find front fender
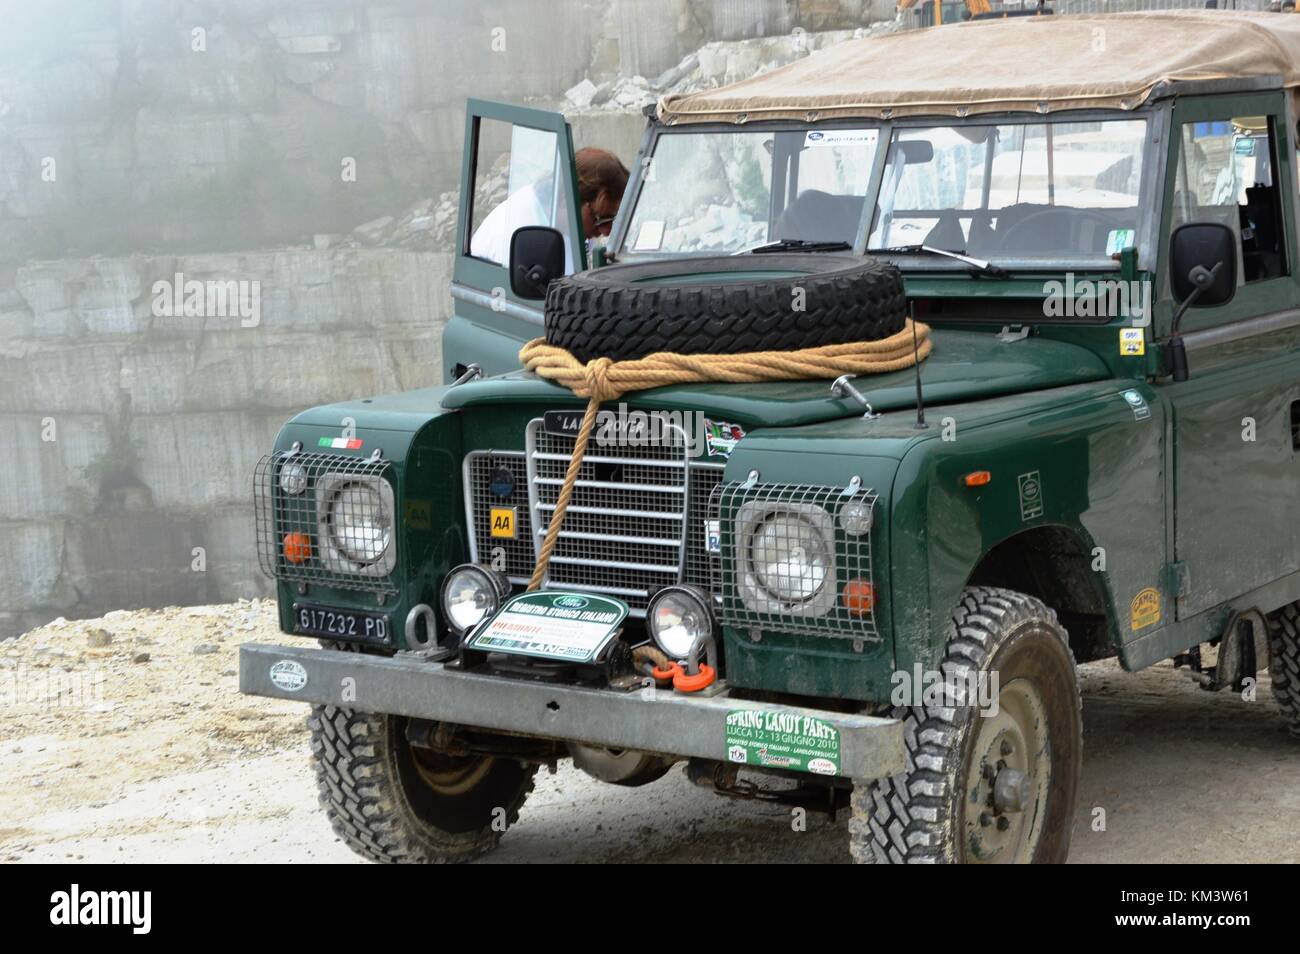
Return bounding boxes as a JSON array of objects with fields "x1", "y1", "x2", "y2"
[{"x1": 890, "y1": 381, "x2": 1165, "y2": 674}]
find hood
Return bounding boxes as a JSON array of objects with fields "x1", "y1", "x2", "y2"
[{"x1": 439, "y1": 329, "x2": 1111, "y2": 426}]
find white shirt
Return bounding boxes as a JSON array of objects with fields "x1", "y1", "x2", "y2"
[{"x1": 470, "y1": 179, "x2": 575, "y2": 273}]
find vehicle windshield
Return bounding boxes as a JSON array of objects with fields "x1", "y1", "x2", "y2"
[
  {"x1": 622, "y1": 128, "x2": 880, "y2": 255},
  {"x1": 868, "y1": 119, "x2": 1149, "y2": 264}
]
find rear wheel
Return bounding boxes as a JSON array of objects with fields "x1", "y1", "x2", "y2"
[
  {"x1": 849, "y1": 587, "x2": 1081, "y2": 864},
  {"x1": 1266, "y1": 602, "x2": 1300, "y2": 737},
  {"x1": 310, "y1": 706, "x2": 536, "y2": 864}
]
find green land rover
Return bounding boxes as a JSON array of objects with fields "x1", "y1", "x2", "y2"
[{"x1": 240, "y1": 11, "x2": 1300, "y2": 863}]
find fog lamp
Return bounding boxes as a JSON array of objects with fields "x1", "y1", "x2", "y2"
[
  {"x1": 440, "y1": 563, "x2": 511, "y2": 635},
  {"x1": 647, "y1": 585, "x2": 713, "y2": 660}
]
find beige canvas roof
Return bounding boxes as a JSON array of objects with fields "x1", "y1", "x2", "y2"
[{"x1": 657, "y1": 11, "x2": 1300, "y2": 124}]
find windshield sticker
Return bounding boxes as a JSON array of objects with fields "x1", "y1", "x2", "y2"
[
  {"x1": 725, "y1": 709, "x2": 841, "y2": 776},
  {"x1": 632, "y1": 220, "x2": 665, "y2": 252},
  {"x1": 1105, "y1": 229, "x2": 1136, "y2": 256},
  {"x1": 1017, "y1": 471, "x2": 1043, "y2": 522},
  {"x1": 704, "y1": 419, "x2": 745, "y2": 457},
  {"x1": 1119, "y1": 327, "x2": 1145, "y2": 357},
  {"x1": 803, "y1": 130, "x2": 878, "y2": 148},
  {"x1": 1122, "y1": 389, "x2": 1151, "y2": 422},
  {"x1": 1130, "y1": 587, "x2": 1162, "y2": 631}
]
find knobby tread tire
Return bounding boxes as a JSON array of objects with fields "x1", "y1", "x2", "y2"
[
  {"x1": 1266, "y1": 603, "x2": 1300, "y2": 737},
  {"x1": 309, "y1": 706, "x2": 536, "y2": 864},
  {"x1": 544, "y1": 254, "x2": 906, "y2": 363},
  {"x1": 848, "y1": 586, "x2": 1081, "y2": 864}
]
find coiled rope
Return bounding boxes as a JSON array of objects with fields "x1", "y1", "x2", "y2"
[{"x1": 519, "y1": 319, "x2": 931, "y2": 591}]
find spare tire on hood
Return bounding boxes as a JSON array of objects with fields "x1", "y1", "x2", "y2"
[{"x1": 543, "y1": 254, "x2": 907, "y2": 364}]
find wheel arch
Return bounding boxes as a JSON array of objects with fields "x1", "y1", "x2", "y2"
[{"x1": 964, "y1": 524, "x2": 1119, "y2": 664}]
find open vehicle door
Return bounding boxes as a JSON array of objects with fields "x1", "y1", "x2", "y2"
[{"x1": 443, "y1": 99, "x2": 586, "y2": 381}]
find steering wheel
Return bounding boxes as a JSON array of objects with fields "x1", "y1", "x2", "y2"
[{"x1": 996, "y1": 208, "x2": 1117, "y2": 255}]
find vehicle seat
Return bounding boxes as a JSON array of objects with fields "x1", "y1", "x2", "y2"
[{"x1": 773, "y1": 190, "x2": 866, "y2": 243}]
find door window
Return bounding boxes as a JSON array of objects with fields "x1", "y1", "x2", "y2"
[
  {"x1": 1172, "y1": 116, "x2": 1286, "y2": 284},
  {"x1": 466, "y1": 119, "x2": 573, "y2": 270}
]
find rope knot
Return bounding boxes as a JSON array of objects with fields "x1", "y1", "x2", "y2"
[{"x1": 584, "y1": 356, "x2": 617, "y2": 402}]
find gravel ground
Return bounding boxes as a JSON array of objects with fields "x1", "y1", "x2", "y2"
[{"x1": 3, "y1": 602, "x2": 1298, "y2": 864}]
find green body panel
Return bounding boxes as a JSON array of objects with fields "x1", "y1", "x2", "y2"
[
  {"x1": 256, "y1": 89, "x2": 1300, "y2": 706},
  {"x1": 270, "y1": 391, "x2": 466, "y2": 649},
  {"x1": 442, "y1": 306, "x2": 542, "y2": 381}
]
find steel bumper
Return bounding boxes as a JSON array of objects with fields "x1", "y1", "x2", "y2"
[{"x1": 240, "y1": 643, "x2": 906, "y2": 780}]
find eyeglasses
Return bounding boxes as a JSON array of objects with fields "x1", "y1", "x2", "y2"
[{"x1": 584, "y1": 200, "x2": 616, "y2": 232}]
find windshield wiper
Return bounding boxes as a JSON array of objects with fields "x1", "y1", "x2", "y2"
[
  {"x1": 747, "y1": 238, "x2": 852, "y2": 254},
  {"x1": 872, "y1": 244, "x2": 1010, "y2": 278}
]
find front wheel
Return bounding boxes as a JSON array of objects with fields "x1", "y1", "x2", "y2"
[
  {"x1": 310, "y1": 706, "x2": 536, "y2": 864},
  {"x1": 1266, "y1": 602, "x2": 1300, "y2": 737},
  {"x1": 850, "y1": 587, "x2": 1082, "y2": 863}
]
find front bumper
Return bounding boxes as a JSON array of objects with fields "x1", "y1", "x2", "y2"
[{"x1": 239, "y1": 643, "x2": 906, "y2": 781}]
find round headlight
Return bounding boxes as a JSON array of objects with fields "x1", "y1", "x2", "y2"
[
  {"x1": 749, "y1": 513, "x2": 832, "y2": 603},
  {"x1": 647, "y1": 586, "x2": 712, "y2": 659},
  {"x1": 440, "y1": 564, "x2": 509, "y2": 634},
  {"x1": 279, "y1": 461, "x2": 307, "y2": 495},
  {"x1": 327, "y1": 482, "x2": 390, "y2": 564}
]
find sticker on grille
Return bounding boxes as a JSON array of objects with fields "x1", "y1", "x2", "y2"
[
  {"x1": 718, "y1": 481, "x2": 879, "y2": 641},
  {"x1": 463, "y1": 452, "x2": 533, "y2": 585},
  {"x1": 254, "y1": 451, "x2": 396, "y2": 593}
]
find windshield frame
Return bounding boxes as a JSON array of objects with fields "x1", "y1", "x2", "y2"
[{"x1": 612, "y1": 105, "x2": 1167, "y2": 273}]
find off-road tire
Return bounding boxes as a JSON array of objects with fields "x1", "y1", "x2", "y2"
[
  {"x1": 544, "y1": 254, "x2": 907, "y2": 362},
  {"x1": 1266, "y1": 602, "x2": 1300, "y2": 737},
  {"x1": 849, "y1": 587, "x2": 1082, "y2": 864},
  {"x1": 309, "y1": 706, "x2": 536, "y2": 864}
]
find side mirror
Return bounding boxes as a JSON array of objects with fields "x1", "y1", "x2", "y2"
[
  {"x1": 1165, "y1": 222, "x2": 1237, "y2": 383},
  {"x1": 1170, "y1": 222, "x2": 1236, "y2": 307},
  {"x1": 509, "y1": 226, "x2": 566, "y2": 300}
]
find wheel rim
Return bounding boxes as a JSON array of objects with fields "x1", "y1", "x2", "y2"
[
  {"x1": 963, "y1": 676, "x2": 1052, "y2": 863},
  {"x1": 409, "y1": 748, "x2": 495, "y2": 796}
]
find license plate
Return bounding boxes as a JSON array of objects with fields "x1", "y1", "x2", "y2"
[
  {"x1": 467, "y1": 591, "x2": 628, "y2": 663},
  {"x1": 293, "y1": 603, "x2": 391, "y2": 645}
]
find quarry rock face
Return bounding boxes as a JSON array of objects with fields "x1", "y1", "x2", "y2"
[
  {"x1": 0, "y1": 1, "x2": 896, "y2": 635},
  {"x1": 0, "y1": 249, "x2": 451, "y2": 638}
]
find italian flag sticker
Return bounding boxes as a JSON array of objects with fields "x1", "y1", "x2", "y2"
[{"x1": 319, "y1": 437, "x2": 363, "y2": 450}]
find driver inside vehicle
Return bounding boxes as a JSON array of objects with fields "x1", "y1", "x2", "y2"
[{"x1": 470, "y1": 147, "x2": 628, "y2": 270}]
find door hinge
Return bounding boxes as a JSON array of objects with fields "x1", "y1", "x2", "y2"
[{"x1": 1164, "y1": 561, "x2": 1191, "y2": 598}]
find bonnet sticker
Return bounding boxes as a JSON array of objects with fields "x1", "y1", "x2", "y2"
[{"x1": 704, "y1": 419, "x2": 745, "y2": 458}]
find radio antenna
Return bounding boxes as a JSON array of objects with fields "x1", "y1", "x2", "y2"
[{"x1": 910, "y1": 301, "x2": 927, "y2": 429}]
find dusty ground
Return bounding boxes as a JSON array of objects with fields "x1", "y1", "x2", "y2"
[{"x1": 3, "y1": 602, "x2": 1298, "y2": 864}]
